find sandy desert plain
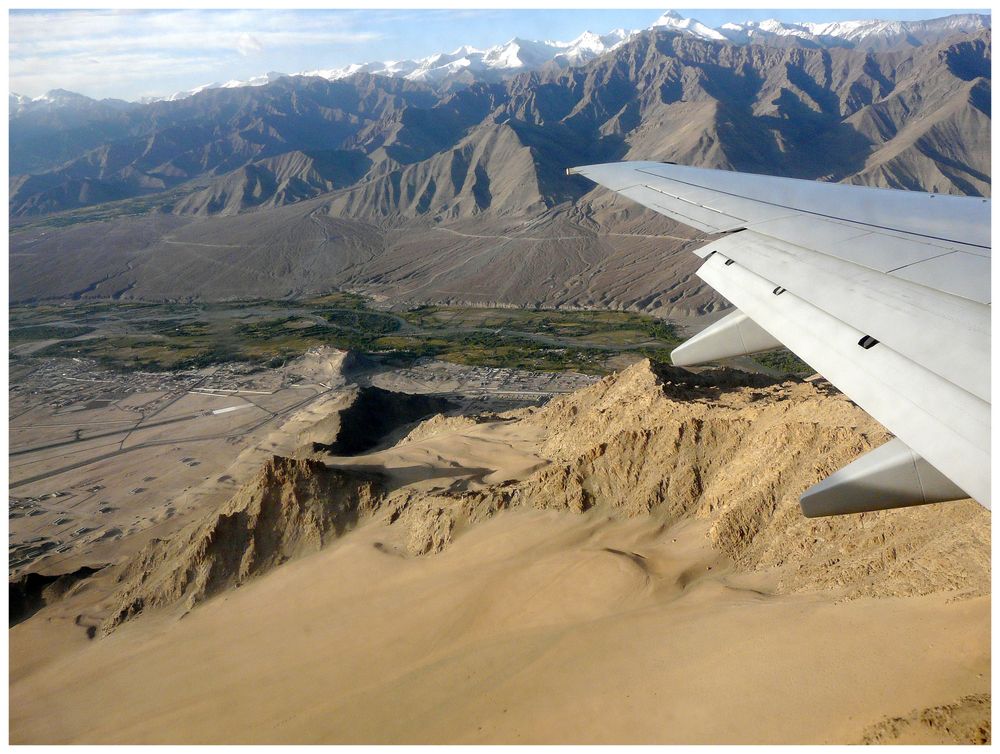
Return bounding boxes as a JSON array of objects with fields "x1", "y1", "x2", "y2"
[{"x1": 7, "y1": 295, "x2": 990, "y2": 745}]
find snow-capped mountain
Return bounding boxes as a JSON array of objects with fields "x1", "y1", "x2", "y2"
[
  {"x1": 150, "y1": 71, "x2": 291, "y2": 103},
  {"x1": 169, "y1": 11, "x2": 985, "y2": 100},
  {"x1": 10, "y1": 89, "x2": 90, "y2": 111},
  {"x1": 718, "y1": 14, "x2": 990, "y2": 48},
  {"x1": 9, "y1": 88, "x2": 135, "y2": 115},
  {"x1": 9, "y1": 92, "x2": 31, "y2": 112},
  {"x1": 650, "y1": 10, "x2": 726, "y2": 41},
  {"x1": 13, "y1": 11, "x2": 990, "y2": 106},
  {"x1": 157, "y1": 29, "x2": 636, "y2": 100}
]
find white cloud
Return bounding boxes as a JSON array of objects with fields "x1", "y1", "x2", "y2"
[
  {"x1": 9, "y1": 11, "x2": 381, "y2": 57},
  {"x1": 8, "y1": 9, "x2": 384, "y2": 98},
  {"x1": 10, "y1": 51, "x2": 225, "y2": 99},
  {"x1": 237, "y1": 32, "x2": 264, "y2": 56}
]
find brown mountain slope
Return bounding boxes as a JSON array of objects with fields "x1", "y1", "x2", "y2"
[
  {"x1": 844, "y1": 42, "x2": 991, "y2": 193},
  {"x1": 324, "y1": 121, "x2": 549, "y2": 219},
  {"x1": 8, "y1": 30, "x2": 990, "y2": 311},
  {"x1": 97, "y1": 360, "x2": 989, "y2": 636},
  {"x1": 11, "y1": 29, "x2": 990, "y2": 221},
  {"x1": 10, "y1": 75, "x2": 436, "y2": 217},
  {"x1": 171, "y1": 150, "x2": 371, "y2": 216},
  {"x1": 103, "y1": 456, "x2": 383, "y2": 631},
  {"x1": 9, "y1": 200, "x2": 723, "y2": 317}
]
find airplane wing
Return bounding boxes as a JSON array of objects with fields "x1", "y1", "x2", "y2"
[{"x1": 568, "y1": 161, "x2": 990, "y2": 516}]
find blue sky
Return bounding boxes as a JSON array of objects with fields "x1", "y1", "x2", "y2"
[{"x1": 9, "y1": 8, "x2": 987, "y2": 101}]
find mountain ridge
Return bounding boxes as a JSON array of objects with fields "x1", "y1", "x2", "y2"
[
  {"x1": 10, "y1": 11, "x2": 989, "y2": 107},
  {"x1": 8, "y1": 25, "x2": 991, "y2": 313},
  {"x1": 10, "y1": 27, "x2": 991, "y2": 220}
]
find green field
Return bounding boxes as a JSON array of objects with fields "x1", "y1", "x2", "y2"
[
  {"x1": 9, "y1": 295, "x2": 683, "y2": 374},
  {"x1": 9, "y1": 295, "x2": 816, "y2": 376},
  {"x1": 9, "y1": 324, "x2": 96, "y2": 342}
]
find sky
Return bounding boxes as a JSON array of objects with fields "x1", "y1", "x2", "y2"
[{"x1": 8, "y1": 7, "x2": 988, "y2": 101}]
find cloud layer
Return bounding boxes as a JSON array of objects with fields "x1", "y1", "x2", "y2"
[{"x1": 9, "y1": 10, "x2": 382, "y2": 99}]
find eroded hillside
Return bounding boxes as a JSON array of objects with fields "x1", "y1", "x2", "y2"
[
  {"x1": 9, "y1": 29, "x2": 991, "y2": 313},
  {"x1": 10, "y1": 359, "x2": 990, "y2": 745},
  {"x1": 96, "y1": 360, "x2": 989, "y2": 635}
]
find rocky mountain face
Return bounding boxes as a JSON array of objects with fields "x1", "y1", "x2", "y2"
[
  {"x1": 8, "y1": 26, "x2": 991, "y2": 311},
  {"x1": 103, "y1": 456, "x2": 383, "y2": 633},
  {"x1": 10, "y1": 74, "x2": 435, "y2": 181},
  {"x1": 10, "y1": 27, "x2": 990, "y2": 219},
  {"x1": 97, "y1": 360, "x2": 990, "y2": 635}
]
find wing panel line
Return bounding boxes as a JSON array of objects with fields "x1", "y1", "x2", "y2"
[{"x1": 633, "y1": 167, "x2": 990, "y2": 250}]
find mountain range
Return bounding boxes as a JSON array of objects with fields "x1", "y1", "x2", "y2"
[
  {"x1": 11, "y1": 11, "x2": 990, "y2": 106},
  {"x1": 8, "y1": 13, "x2": 992, "y2": 313}
]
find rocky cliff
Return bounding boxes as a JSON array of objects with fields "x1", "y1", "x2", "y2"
[{"x1": 100, "y1": 361, "x2": 989, "y2": 635}]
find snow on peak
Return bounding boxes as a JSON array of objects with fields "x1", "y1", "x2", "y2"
[
  {"x1": 9, "y1": 92, "x2": 31, "y2": 113},
  {"x1": 804, "y1": 19, "x2": 904, "y2": 40},
  {"x1": 718, "y1": 13, "x2": 988, "y2": 46},
  {"x1": 48, "y1": 10, "x2": 986, "y2": 104},
  {"x1": 33, "y1": 89, "x2": 92, "y2": 104},
  {"x1": 651, "y1": 10, "x2": 727, "y2": 40}
]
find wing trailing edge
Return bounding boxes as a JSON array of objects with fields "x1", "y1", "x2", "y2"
[{"x1": 692, "y1": 250, "x2": 989, "y2": 508}]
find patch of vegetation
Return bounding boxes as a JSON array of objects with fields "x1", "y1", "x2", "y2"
[
  {"x1": 750, "y1": 348, "x2": 814, "y2": 377},
  {"x1": 320, "y1": 309, "x2": 402, "y2": 334},
  {"x1": 401, "y1": 305, "x2": 680, "y2": 343},
  {"x1": 9, "y1": 324, "x2": 95, "y2": 342},
  {"x1": 139, "y1": 320, "x2": 213, "y2": 337},
  {"x1": 35, "y1": 336, "x2": 242, "y2": 371},
  {"x1": 302, "y1": 292, "x2": 370, "y2": 310},
  {"x1": 14, "y1": 295, "x2": 684, "y2": 375}
]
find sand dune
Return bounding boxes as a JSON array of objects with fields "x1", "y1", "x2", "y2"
[
  {"x1": 9, "y1": 512, "x2": 989, "y2": 744},
  {"x1": 8, "y1": 360, "x2": 990, "y2": 744}
]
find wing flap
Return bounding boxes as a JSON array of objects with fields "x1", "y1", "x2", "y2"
[
  {"x1": 696, "y1": 251, "x2": 990, "y2": 506},
  {"x1": 670, "y1": 309, "x2": 783, "y2": 365},
  {"x1": 698, "y1": 232, "x2": 991, "y2": 401}
]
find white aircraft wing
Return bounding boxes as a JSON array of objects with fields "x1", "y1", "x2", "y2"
[{"x1": 568, "y1": 161, "x2": 990, "y2": 516}]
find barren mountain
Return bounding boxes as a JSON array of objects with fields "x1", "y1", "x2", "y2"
[
  {"x1": 170, "y1": 149, "x2": 372, "y2": 216},
  {"x1": 89, "y1": 360, "x2": 989, "y2": 636},
  {"x1": 8, "y1": 28, "x2": 991, "y2": 313},
  {"x1": 10, "y1": 75, "x2": 435, "y2": 208},
  {"x1": 104, "y1": 456, "x2": 383, "y2": 631}
]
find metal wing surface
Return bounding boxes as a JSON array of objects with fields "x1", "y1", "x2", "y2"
[{"x1": 568, "y1": 161, "x2": 990, "y2": 515}]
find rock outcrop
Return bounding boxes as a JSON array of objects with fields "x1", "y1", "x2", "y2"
[
  {"x1": 102, "y1": 456, "x2": 383, "y2": 633},
  {"x1": 100, "y1": 360, "x2": 990, "y2": 634},
  {"x1": 386, "y1": 361, "x2": 989, "y2": 600}
]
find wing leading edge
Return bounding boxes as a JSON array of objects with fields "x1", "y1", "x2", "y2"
[{"x1": 568, "y1": 162, "x2": 990, "y2": 515}]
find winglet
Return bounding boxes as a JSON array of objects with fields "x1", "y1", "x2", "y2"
[{"x1": 799, "y1": 438, "x2": 970, "y2": 517}]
